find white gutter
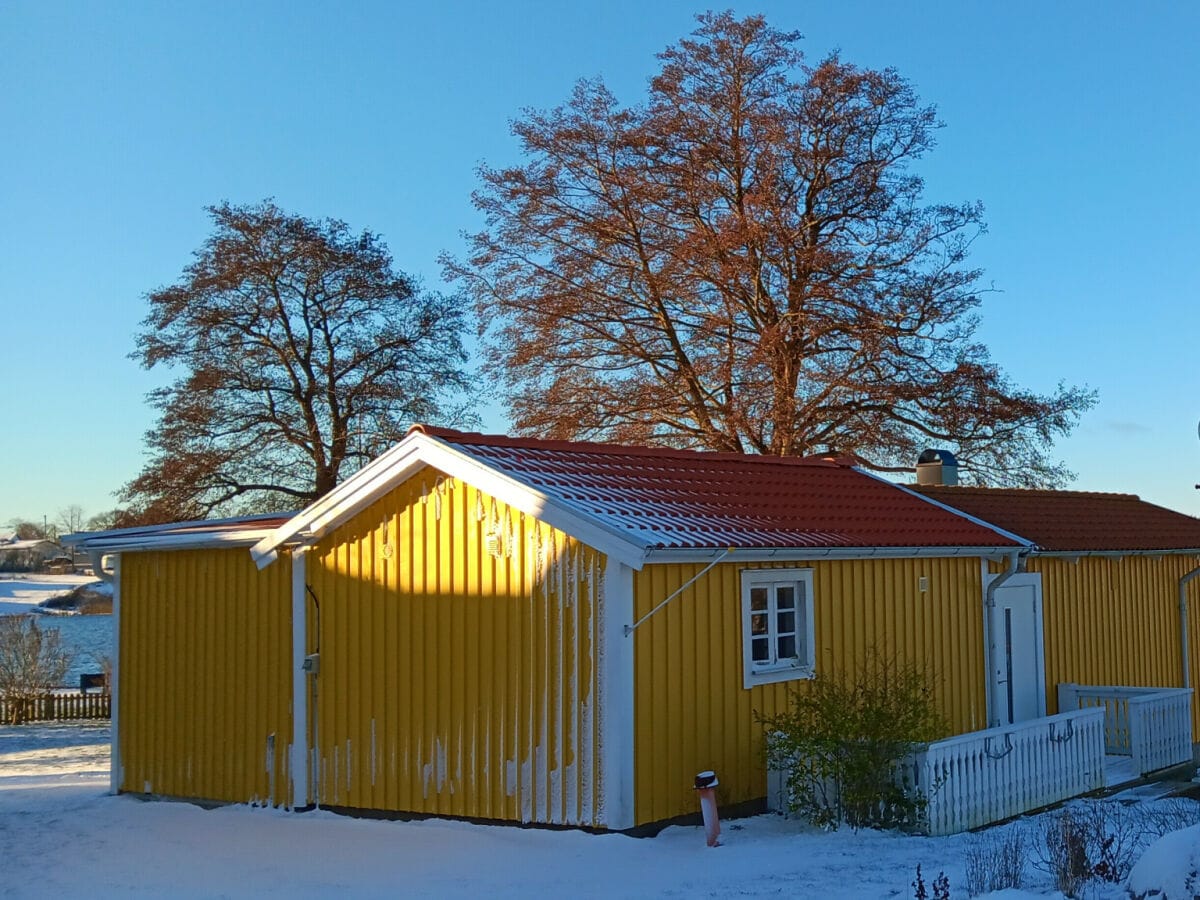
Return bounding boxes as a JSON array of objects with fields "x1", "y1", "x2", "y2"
[
  {"x1": 1180, "y1": 562, "x2": 1200, "y2": 689},
  {"x1": 984, "y1": 550, "x2": 1025, "y2": 728},
  {"x1": 1036, "y1": 549, "x2": 1200, "y2": 558}
]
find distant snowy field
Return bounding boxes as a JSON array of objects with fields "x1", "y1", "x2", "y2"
[
  {"x1": 0, "y1": 575, "x2": 114, "y2": 682},
  {"x1": 0, "y1": 573, "x2": 100, "y2": 614},
  {"x1": 2, "y1": 722, "x2": 1198, "y2": 898}
]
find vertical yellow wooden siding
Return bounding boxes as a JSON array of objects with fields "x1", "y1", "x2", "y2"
[
  {"x1": 119, "y1": 549, "x2": 292, "y2": 806},
  {"x1": 309, "y1": 469, "x2": 605, "y2": 826},
  {"x1": 1030, "y1": 554, "x2": 1200, "y2": 740},
  {"x1": 632, "y1": 557, "x2": 986, "y2": 824}
]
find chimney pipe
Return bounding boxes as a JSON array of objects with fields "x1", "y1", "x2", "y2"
[{"x1": 916, "y1": 449, "x2": 959, "y2": 486}]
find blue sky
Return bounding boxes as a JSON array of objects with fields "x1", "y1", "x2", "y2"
[{"x1": 2, "y1": 1, "x2": 1198, "y2": 527}]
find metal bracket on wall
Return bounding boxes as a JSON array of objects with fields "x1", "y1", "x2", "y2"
[{"x1": 623, "y1": 547, "x2": 734, "y2": 636}]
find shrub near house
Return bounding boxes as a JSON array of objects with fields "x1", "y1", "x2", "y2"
[{"x1": 0, "y1": 616, "x2": 72, "y2": 724}]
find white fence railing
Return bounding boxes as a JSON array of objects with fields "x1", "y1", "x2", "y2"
[
  {"x1": 904, "y1": 707, "x2": 1106, "y2": 836},
  {"x1": 1057, "y1": 683, "x2": 1194, "y2": 776},
  {"x1": 766, "y1": 708, "x2": 1107, "y2": 836}
]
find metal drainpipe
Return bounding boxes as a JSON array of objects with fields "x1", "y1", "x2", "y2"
[
  {"x1": 1179, "y1": 563, "x2": 1200, "y2": 689},
  {"x1": 89, "y1": 550, "x2": 113, "y2": 584},
  {"x1": 984, "y1": 551, "x2": 1024, "y2": 728}
]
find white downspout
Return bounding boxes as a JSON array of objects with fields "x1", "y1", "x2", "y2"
[
  {"x1": 1179, "y1": 561, "x2": 1200, "y2": 689},
  {"x1": 89, "y1": 550, "x2": 113, "y2": 583},
  {"x1": 984, "y1": 551, "x2": 1023, "y2": 728},
  {"x1": 290, "y1": 547, "x2": 311, "y2": 809},
  {"x1": 109, "y1": 554, "x2": 122, "y2": 794}
]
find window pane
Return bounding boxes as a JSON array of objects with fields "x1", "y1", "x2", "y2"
[
  {"x1": 777, "y1": 635, "x2": 796, "y2": 659},
  {"x1": 751, "y1": 613, "x2": 768, "y2": 636},
  {"x1": 750, "y1": 587, "x2": 768, "y2": 612},
  {"x1": 752, "y1": 637, "x2": 770, "y2": 662},
  {"x1": 775, "y1": 585, "x2": 795, "y2": 610},
  {"x1": 776, "y1": 611, "x2": 795, "y2": 635}
]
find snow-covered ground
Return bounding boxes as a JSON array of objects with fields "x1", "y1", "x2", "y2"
[
  {"x1": 1, "y1": 722, "x2": 1198, "y2": 898},
  {"x1": 0, "y1": 573, "x2": 99, "y2": 614}
]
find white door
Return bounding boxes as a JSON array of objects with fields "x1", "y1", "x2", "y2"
[{"x1": 986, "y1": 572, "x2": 1046, "y2": 725}]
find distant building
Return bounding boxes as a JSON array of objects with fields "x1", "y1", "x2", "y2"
[{"x1": 0, "y1": 539, "x2": 63, "y2": 572}]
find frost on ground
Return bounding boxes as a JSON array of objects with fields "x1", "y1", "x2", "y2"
[
  {"x1": 0, "y1": 574, "x2": 100, "y2": 614},
  {"x1": 1, "y1": 722, "x2": 1197, "y2": 899}
]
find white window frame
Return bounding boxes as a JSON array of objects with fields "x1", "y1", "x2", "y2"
[{"x1": 740, "y1": 567, "x2": 816, "y2": 689}]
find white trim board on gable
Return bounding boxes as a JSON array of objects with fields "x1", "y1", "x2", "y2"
[{"x1": 250, "y1": 431, "x2": 650, "y2": 570}]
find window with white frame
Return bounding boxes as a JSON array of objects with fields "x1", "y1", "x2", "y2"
[{"x1": 740, "y1": 568, "x2": 816, "y2": 688}]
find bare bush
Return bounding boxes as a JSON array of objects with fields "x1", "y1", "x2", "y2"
[
  {"x1": 1035, "y1": 809, "x2": 1090, "y2": 897},
  {"x1": 0, "y1": 616, "x2": 73, "y2": 723},
  {"x1": 1032, "y1": 799, "x2": 1161, "y2": 896},
  {"x1": 964, "y1": 826, "x2": 1025, "y2": 896},
  {"x1": 1078, "y1": 800, "x2": 1140, "y2": 883},
  {"x1": 1134, "y1": 797, "x2": 1200, "y2": 839}
]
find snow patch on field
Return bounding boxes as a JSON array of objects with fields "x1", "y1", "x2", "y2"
[{"x1": 0, "y1": 574, "x2": 99, "y2": 614}]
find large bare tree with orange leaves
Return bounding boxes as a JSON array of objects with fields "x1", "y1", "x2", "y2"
[{"x1": 447, "y1": 12, "x2": 1092, "y2": 485}]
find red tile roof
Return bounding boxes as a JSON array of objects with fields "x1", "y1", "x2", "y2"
[
  {"x1": 911, "y1": 486, "x2": 1200, "y2": 552},
  {"x1": 416, "y1": 427, "x2": 1021, "y2": 551}
]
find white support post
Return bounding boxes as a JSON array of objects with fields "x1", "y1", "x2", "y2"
[
  {"x1": 109, "y1": 554, "x2": 121, "y2": 795},
  {"x1": 290, "y1": 548, "x2": 310, "y2": 808},
  {"x1": 600, "y1": 557, "x2": 636, "y2": 830}
]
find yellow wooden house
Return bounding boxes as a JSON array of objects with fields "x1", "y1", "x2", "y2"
[
  {"x1": 70, "y1": 428, "x2": 1200, "y2": 831},
  {"x1": 914, "y1": 484, "x2": 1200, "y2": 745}
]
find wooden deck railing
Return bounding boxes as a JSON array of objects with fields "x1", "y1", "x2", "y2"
[
  {"x1": 1, "y1": 692, "x2": 111, "y2": 724},
  {"x1": 904, "y1": 707, "x2": 1106, "y2": 836},
  {"x1": 1057, "y1": 683, "x2": 1194, "y2": 775},
  {"x1": 768, "y1": 683, "x2": 1193, "y2": 836}
]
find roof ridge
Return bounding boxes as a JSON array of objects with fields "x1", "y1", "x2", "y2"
[
  {"x1": 410, "y1": 424, "x2": 850, "y2": 468},
  {"x1": 913, "y1": 484, "x2": 1141, "y2": 501}
]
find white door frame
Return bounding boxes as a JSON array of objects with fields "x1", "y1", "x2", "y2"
[{"x1": 983, "y1": 567, "x2": 1047, "y2": 726}]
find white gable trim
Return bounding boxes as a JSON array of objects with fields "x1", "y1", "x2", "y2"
[
  {"x1": 644, "y1": 545, "x2": 1028, "y2": 564},
  {"x1": 856, "y1": 470, "x2": 1035, "y2": 549},
  {"x1": 251, "y1": 432, "x2": 649, "y2": 570}
]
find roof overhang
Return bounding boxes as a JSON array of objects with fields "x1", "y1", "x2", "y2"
[
  {"x1": 68, "y1": 530, "x2": 280, "y2": 553},
  {"x1": 250, "y1": 431, "x2": 651, "y2": 570},
  {"x1": 63, "y1": 512, "x2": 294, "y2": 554}
]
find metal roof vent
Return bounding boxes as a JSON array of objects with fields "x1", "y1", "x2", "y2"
[{"x1": 916, "y1": 449, "x2": 959, "y2": 486}]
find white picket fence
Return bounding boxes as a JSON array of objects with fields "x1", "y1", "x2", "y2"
[
  {"x1": 1057, "y1": 683, "x2": 1194, "y2": 776},
  {"x1": 766, "y1": 708, "x2": 1106, "y2": 836},
  {"x1": 767, "y1": 684, "x2": 1195, "y2": 836},
  {"x1": 903, "y1": 707, "x2": 1106, "y2": 836}
]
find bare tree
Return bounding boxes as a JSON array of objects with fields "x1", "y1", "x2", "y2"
[
  {"x1": 56, "y1": 505, "x2": 86, "y2": 536},
  {"x1": 123, "y1": 200, "x2": 474, "y2": 522},
  {"x1": 446, "y1": 12, "x2": 1093, "y2": 485},
  {"x1": 0, "y1": 616, "x2": 73, "y2": 724}
]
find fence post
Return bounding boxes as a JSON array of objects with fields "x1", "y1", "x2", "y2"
[
  {"x1": 1128, "y1": 696, "x2": 1148, "y2": 774},
  {"x1": 1056, "y1": 683, "x2": 1079, "y2": 715}
]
